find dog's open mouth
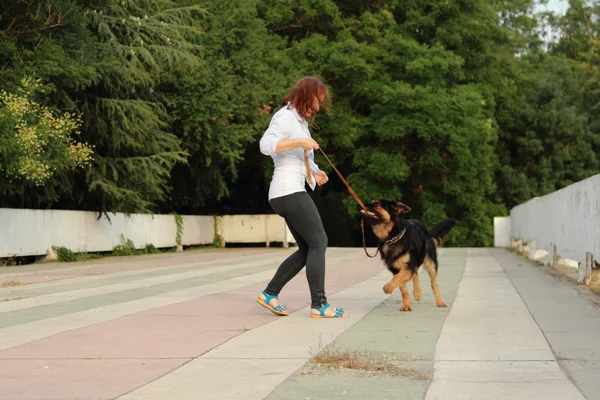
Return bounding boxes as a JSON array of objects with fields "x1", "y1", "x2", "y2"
[{"x1": 360, "y1": 209, "x2": 379, "y2": 220}]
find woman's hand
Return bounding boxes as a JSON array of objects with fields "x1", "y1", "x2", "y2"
[
  {"x1": 314, "y1": 171, "x2": 329, "y2": 186},
  {"x1": 299, "y1": 138, "x2": 319, "y2": 151}
]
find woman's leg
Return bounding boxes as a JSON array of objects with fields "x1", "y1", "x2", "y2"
[
  {"x1": 263, "y1": 219, "x2": 308, "y2": 296},
  {"x1": 258, "y1": 192, "x2": 346, "y2": 317},
  {"x1": 282, "y1": 193, "x2": 345, "y2": 317},
  {"x1": 270, "y1": 192, "x2": 327, "y2": 306},
  {"x1": 257, "y1": 194, "x2": 309, "y2": 314}
]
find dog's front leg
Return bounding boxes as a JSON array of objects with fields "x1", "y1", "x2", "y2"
[
  {"x1": 383, "y1": 271, "x2": 406, "y2": 293},
  {"x1": 383, "y1": 269, "x2": 414, "y2": 311},
  {"x1": 382, "y1": 277, "x2": 398, "y2": 294},
  {"x1": 399, "y1": 283, "x2": 412, "y2": 311}
]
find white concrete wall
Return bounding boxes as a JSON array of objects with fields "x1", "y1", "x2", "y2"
[
  {"x1": 0, "y1": 209, "x2": 294, "y2": 258},
  {"x1": 266, "y1": 214, "x2": 293, "y2": 245},
  {"x1": 493, "y1": 217, "x2": 511, "y2": 247},
  {"x1": 218, "y1": 214, "x2": 293, "y2": 246},
  {"x1": 180, "y1": 215, "x2": 215, "y2": 247},
  {"x1": 220, "y1": 215, "x2": 266, "y2": 244},
  {"x1": 0, "y1": 209, "x2": 215, "y2": 257},
  {"x1": 508, "y1": 174, "x2": 600, "y2": 264}
]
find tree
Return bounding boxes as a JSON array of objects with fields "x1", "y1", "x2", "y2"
[
  {"x1": 494, "y1": 0, "x2": 600, "y2": 208},
  {"x1": 0, "y1": 0, "x2": 206, "y2": 212},
  {"x1": 1, "y1": 0, "x2": 595, "y2": 250},
  {"x1": 0, "y1": 76, "x2": 93, "y2": 192},
  {"x1": 550, "y1": 0, "x2": 600, "y2": 140},
  {"x1": 259, "y1": 1, "x2": 512, "y2": 246},
  {"x1": 162, "y1": 0, "x2": 293, "y2": 214},
  {"x1": 0, "y1": 0, "x2": 101, "y2": 208},
  {"x1": 496, "y1": 55, "x2": 598, "y2": 207},
  {"x1": 71, "y1": 0, "x2": 206, "y2": 213}
]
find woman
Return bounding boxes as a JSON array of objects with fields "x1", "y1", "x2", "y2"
[{"x1": 256, "y1": 77, "x2": 348, "y2": 319}]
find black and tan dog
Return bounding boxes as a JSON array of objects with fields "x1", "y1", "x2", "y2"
[{"x1": 359, "y1": 200, "x2": 456, "y2": 312}]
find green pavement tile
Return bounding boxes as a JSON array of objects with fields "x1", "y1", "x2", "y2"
[
  {"x1": 266, "y1": 249, "x2": 468, "y2": 400},
  {"x1": 267, "y1": 364, "x2": 432, "y2": 400}
]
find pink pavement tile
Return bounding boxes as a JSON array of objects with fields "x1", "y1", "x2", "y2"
[
  {"x1": 0, "y1": 255, "x2": 382, "y2": 399},
  {"x1": 0, "y1": 317, "x2": 243, "y2": 359},
  {"x1": 0, "y1": 358, "x2": 185, "y2": 400}
]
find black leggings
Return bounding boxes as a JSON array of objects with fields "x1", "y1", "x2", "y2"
[{"x1": 264, "y1": 191, "x2": 328, "y2": 308}]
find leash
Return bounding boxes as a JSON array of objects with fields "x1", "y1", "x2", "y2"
[
  {"x1": 304, "y1": 149, "x2": 379, "y2": 258},
  {"x1": 360, "y1": 219, "x2": 379, "y2": 258}
]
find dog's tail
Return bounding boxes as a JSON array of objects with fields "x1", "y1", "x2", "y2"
[{"x1": 429, "y1": 219, "x2": 457, "y2": 247}]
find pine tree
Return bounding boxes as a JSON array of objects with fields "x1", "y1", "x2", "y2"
[
  {"x1": 73, "y1": 0, "x2": 206, "y2": 212},
  {"x1": 0, "y1": 0, "x2": 206, "y2": 212},
  {"x1": 162, "y1": 0, "x2": 293, "y2": 213}
]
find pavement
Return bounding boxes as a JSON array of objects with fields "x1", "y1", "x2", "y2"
[{"x1": 0, "y1": 247, "x2": 599, "y2": 400}]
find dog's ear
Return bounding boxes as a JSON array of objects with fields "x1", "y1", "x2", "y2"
[{"x1": 391, "y1": 201, "x2": 411, "y2": 215}]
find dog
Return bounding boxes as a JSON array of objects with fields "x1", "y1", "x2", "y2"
[{"x1": 358, "y1": 200, "x2": 456, "y2": 312}]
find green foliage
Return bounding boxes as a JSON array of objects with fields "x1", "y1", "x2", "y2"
[
  {"x1": 112, "y1": 235, "x2": 139, "y2": 257},
  {"x1": 163, "y1": 0, "x2": 293, "y2": 212},
  {"x1": 1, "y1": 0, "x2": 599, "y2": 248},
  {"x1": 252, "y1": 0, "x2": 513, "y2": 246},
  {"x1": 173, "y1": 213, "x2": 183, "y2": 245},
  {"x1": 144, "y1": 244, "x2": 161, "y2": 254},
  {"x1": 493, "y1": 0, "x2": 600, "y2": 209},
  {"x1": 79, "y1": 252, "x2": 105, "y2": 261},
  {"x1": 112, "y1": 235, "x2": 164, "y2": 256},
  {"x1": 53, "y1": 246, "x2": 106, "y2": 262},
  {"x1": 0, "y1": 0, "x2": 205, "y2": 212},
  {"x1": 0, "y1": 76, "x2": 93, "y2": 191},
  {"x1": 549, "y1": 0, "x2": 600, "y2": 162},
  {"x1": 54, "y1": 246, "x2": 78, "y2": 262},
  {"x1": 496, "y1": 55, "x2": 599, "y2": 207},
  {"x1": 73, "y1": 0, "x2": 206, "y2": 213},
  {"x1": 53, "y1": 242, "x2": 161, "y2": 262}
]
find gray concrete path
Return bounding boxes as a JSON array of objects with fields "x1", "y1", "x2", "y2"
[
  {"x1": 425, "y1": 249, "x2": 585, "y2": 400},
  {"x1": 1, "y1": 247, "x2": 598, "y2": 400},
  {"x1": 267, "y1": 249, "x2": 596, "y2": 400},
  {"x1": 494, "y1": 249, "x2": 600, "y2": 400}
]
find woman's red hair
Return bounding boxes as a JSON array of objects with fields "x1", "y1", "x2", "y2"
[{"x1": 281, "y1": 77, "x2": 330, "y2": 122}]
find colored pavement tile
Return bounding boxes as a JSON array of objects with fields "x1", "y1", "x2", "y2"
[{"x1": 0, "y1": 248, "x2": 384, "y2": 400}]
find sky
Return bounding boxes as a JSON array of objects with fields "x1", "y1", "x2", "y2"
[
  {"x1": 534, "y1": 0, "x2": 570, "y2": 43},
  {"x1": 535, "y1": 0, "x2": 569, "y2": 15}
]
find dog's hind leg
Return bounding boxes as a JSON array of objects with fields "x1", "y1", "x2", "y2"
[
  {"x1": 412, "y1": 272, "x2": 422, "y2": 301},
  {"x1": 424, "y1": 256, "x2": 447, "y2": 308}
]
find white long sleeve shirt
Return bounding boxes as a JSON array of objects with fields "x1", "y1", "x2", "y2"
[{"x1": 260, "y1": 103, "x2": 320, "y2": 201}]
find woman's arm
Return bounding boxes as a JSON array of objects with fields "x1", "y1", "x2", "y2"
[
  {"x1": 275, "y1": 138, "x2": 318, "y2": 154},
  {"x1": 259, "y1": 115, "x2": 318, "y2": 156}
]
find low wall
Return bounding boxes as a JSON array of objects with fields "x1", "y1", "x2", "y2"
[
  {"x1": 493, "y1": 217, "x2": 511, "y2": 248},
  {"x1": 217, "y1": 215, "x2": 293, "y2": 247},
  {"x1": 508, "y1": 174, "x2": 600, "y2": 265},
  {"x1": 0, "y1": 209, "x2": 294, "y2": 258}
]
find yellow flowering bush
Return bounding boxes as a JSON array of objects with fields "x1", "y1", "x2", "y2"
[{"x1": 0, "y1": 77, "x2": 93, "y2": 186}]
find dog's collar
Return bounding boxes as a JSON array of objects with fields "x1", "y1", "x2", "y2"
[{"x1": 384, "y1": 227, "x2": 407, "y2": 246}]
